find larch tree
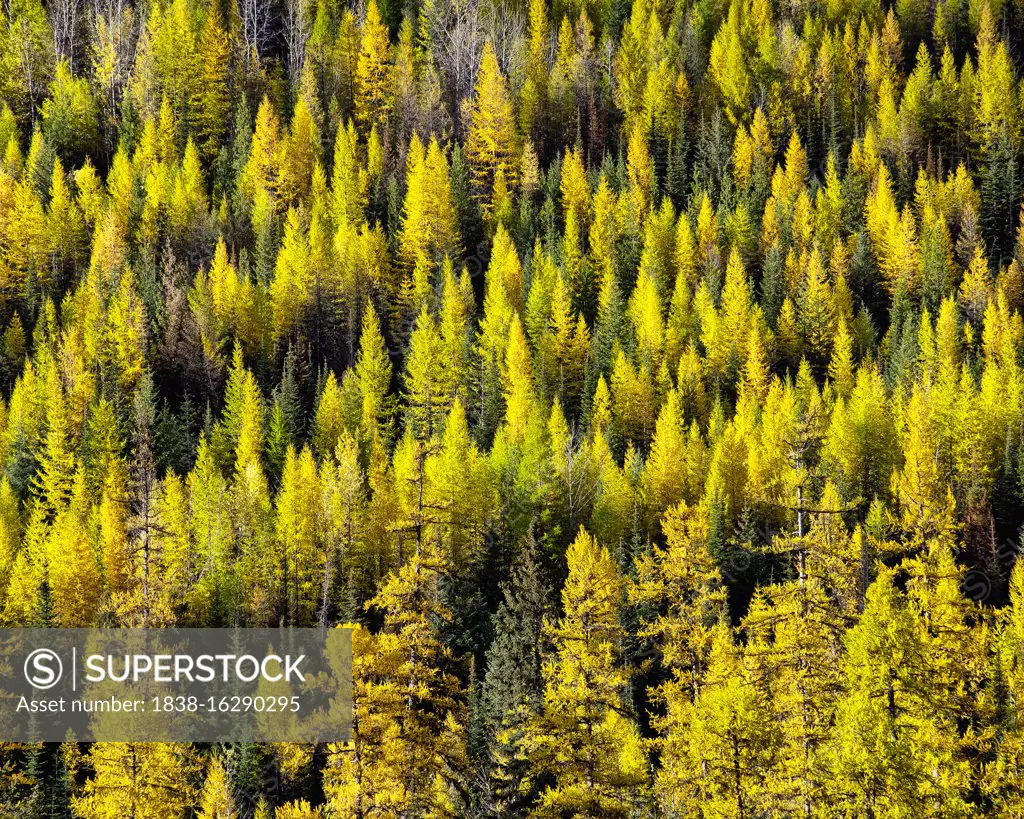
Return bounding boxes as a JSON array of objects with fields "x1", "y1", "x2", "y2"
[
  {"x1": 398, "y1": 136, "x2": 460, "y2": 281},
  {"x1": 190, "y1": 4, "x2": 231, "y2": 165},
  {"x1": 354, "y1": 0, "x2": 393, "y2": 136},
  {"x1": 524, "y1": 527, "x2": 649, "y2": 817},
  {"x1": 464, "y1": 42, "x2": 520, "y2": 219},
  {"x1": 72, "y1": 743, "x2": 200, "y2": 819},
  {"x1": 657, "y1": 621, "x2": 780, "y2": 818},
  {"x1": 353, "y1": 303, "x2": 395, "y2": 445}
]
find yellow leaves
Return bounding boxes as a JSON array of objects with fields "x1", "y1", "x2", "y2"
[
  {"x1": 197, "y1": 755, "x2": 234, "y2": 819},
  {"x1": 465, "y1": 42, "x2": 520, "y2": 216},
  {"x1": 709, "y1": 0, "x2": 752, "y2": 124},
  {"x1": 354, "y1": 303, "x2": 393, "y2": 441},
  {"x1": 866, "y1": 167, "x2": 927, "y2": 296},
  {"x1": 741, "y1": 324, "x2": 771, "y2": 406},
  {"x1": 355, "y1": 0, "x2": 393, "y2": 135},
  {"x1": 74, "y1": 159, "x2": 105, "y2": 227},
  {"x1": 242, "y1": 97, "x2": 282, "y2": 202},
  {"x1": 828, "y1": 318, "x2": 856, "y2": 398},
  {"x1": 73, "y1": 743, "x2": 200, "y2": 819},
  {"x1": 191, "y1": 5, "x2": 230, "y2": 164},
  {"x1": 641, "y1": 58, "x2": 684, "y2": 139},
  {"x1": 424, "y1": 398, "x2": 495, "y2": 563},
  {"x1": 959, "y1": 245, "x2": 992, "y2": 321},
  {"x1": 398, "y1": 136, "x2": 460, "y2": 276},
  {"x1": 643, "y1": 391, "x2": 687, "y2": 515},
  {"x1": 876, "y1": 75, "x2": 901, "y2": 151},
  {"x1": 0, "y1": 170, "x2": 47, "y2": 300},
  {"x1": 722, "y1": 248, "x2": 754, "y2": 342},
  {"x1": 628, "y1": 271, "x2": 664, "y2": 368},
  {"x1": 279, "y1": 97, "x2": 320, "y2": 205},
  {"x1": 633, "y1": 501, "x2": 723, "y2": 672},
  {"x1": 49, "y1": 503, "x2": 103, "y2": 626},
  {"x1": 975, "y1": 36, "x2": 1019, "y2": 148},
  {"x1": 589, "y1": 173, "x2": 618, "y2": 282},
  {"x1": 337, "y1": 533, "x2": 466, "y2": 816},
  {"x1": 275, "y1": 800, "x2": 323, "y2": 819},
  {"x1": 560, "y1": 146, "x2": 590, "y2": 226},
  {"x1": 611, "y1": 348, "x2": 656, "y2": 445},
  {"x1": 275, "y1": 446, "x2": 323, "y2": 623},
  {"x1": 403, "y1": 304, "x2": 442, "y2": 415},
  {"x1": 331, "y1": 120, "x2": 369, "y2": 227},
  {"x1": 207, "y1": 236, "x2": 262, "y2": 355},
  {"x1": 104, "y1": 268, "x2": 146, "y2": 392},
  {"x1": 502, "y1": 314, "x2": 534, "y2": 441},
  {"x1": 271, "y1": 207, "x2": 312, "y2": 340},
  {"x1": 798, "y1": 247, "x2": 836, "y2": 367},
  {"x1": 782, "y1": 131, "x2": 809, "y2": 197},
  {"x1": 524, "y1": 527, "x2": 648, "y2": 814},
  {"x1": 624, "y1": 124, "x2": 654, "y2": 221},
  {"x1": 694, "y1": 193, "x2": 718, "y2": 270},
  {"x1": 732, "y1": 107, "x2": 773, "y2": 189},
  {"x1": 168, "y1": 139, "x2": 208, "y2": 238},
  {"x1": 533, "y1": 267, "x2": 589, "y2": 411},
  {"x1": 658, "y1": 621, "x2": 779, "y2": 817},
  {"x1": 893, "y1": 384, "x2": 957, "y2": 543},
  {"x1": 695, "y1": 249, "x2": 761, "y2": 384},
  {"x1": 531, "y1": 710, "x2": 648, "y2": 816}
]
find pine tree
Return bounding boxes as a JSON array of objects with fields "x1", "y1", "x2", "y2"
[
  {"x1": 743, "y1": 530, "x2": 850, "y2": 814},
  {"x1": 47, "y1": 157, "x2": 87, "y2": 287},
  {"x1": 894, "y1": 385, "x2": 957, "y2": 543},
  {"x1": 32, "y1": 369, "x2": 75, "y2": 520},
  {"x1": 275, "y1": 445, "x2": 322, "y2": 624},
  {"x1": 632, "y1": 502, "x2": 727, "y2": 698},
  {"x1": 495, "y1": 312, "x2": 531, "y2": 446},
  {"x1": 708, "y1": 1, "x2": 752, "y2": 125},
  {"x1": 424, "y1": 398, "x2": 494, "y2": 565},
  {"x1": 799, "y1": 249, "x2": 836, "y2": 372},
  {"x1": 987, "y1": 559, "x2": 1024, "y2": 814},
  {"x1": 827, "y1": 569, "x2": 971, "y2": 817},
  {"x1": 642, "y1": 391, "x2": 689, "y2": 517},
  {"x1": 271, "y1": 206, "x2": 313, "y2": 339},
  {"x1": 398, "y1": 136, "x2": 460, "y2": 279},
  {"x1": 481, "y1": 529, "x2": 551, "y2": 814},
  {"x1": 241, "y1": 97, "x2": 281, "y2": 202},
  {"x1": 279, "y1": 97, "x2": 320, "y2": 204},
  {"x1": 403, "y1": 307, "x2": 446, "y2": 439}
]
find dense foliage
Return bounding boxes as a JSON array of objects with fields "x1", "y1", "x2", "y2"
[{"x1": 3, "y1": 0, "x2": 1024, "y2": 812}]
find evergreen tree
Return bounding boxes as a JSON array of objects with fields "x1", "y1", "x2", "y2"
[{"x1": 480, "y1": 529, "x2": 552, "y2": 815}]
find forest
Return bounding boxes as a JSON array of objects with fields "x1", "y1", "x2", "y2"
[{"x1": 1, "y1": 0, "x2": 1024, "y2": 810}]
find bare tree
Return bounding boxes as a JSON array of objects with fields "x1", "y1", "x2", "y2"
[
  {"x1": 481, "y1": 0, "x2": 525, "y2": 82},
  {"x1": 421, "y1": 0, "x2": 485, "y2": 134},
  {"x1": 88, "y1": 0, "x2": 138, "y2": 142},
  {"x1": 553, "y1": 424, "x2": 599, "y2": 534},
  {"x1": 12, "y1": 14, "x2": 54, "y2": 119},
  {"x1": 240, "y1": 0, "x2": 274, "y2": 66},
  {"x1": 51, "y1": 0, "x2": 82, "y2": 70},
  {"x1": 282, "y1": 0, "x2": 311, "y2": 86}
]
